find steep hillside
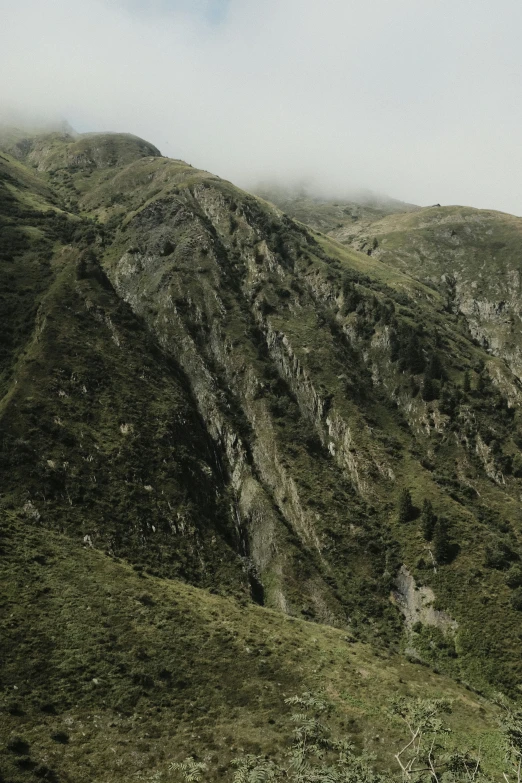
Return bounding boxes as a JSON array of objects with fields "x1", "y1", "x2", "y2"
[
  {"x1": 263, "y1": 189, "x2": 522, "y2": 386},
  {"x1": 341, "y1": 206, "x2": 522, "y2": 383},
  {"x1": 2, "y1": 128, "x2": 522, "y2": 759}
]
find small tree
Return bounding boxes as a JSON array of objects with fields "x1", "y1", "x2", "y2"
[
  {"x1": 422, "y1": 375, "x2": 438, "y2": 402},
  {"x1": 398, "y1": 488, "x2": 415, "y2": 523},
  {"x1": 407, "y1": 333, "x2": 425, "y2": 374},
  {"x1": 463, "y1": 370, "x2": 471, "y2": 393},
  {"x1": 427, "y1": 353, "x2": 445, "y2": 381},
  {"x1": 433, "y1": 517, "x2": 451, "y2": 564},
  {"x1": 392, "y1": 697, "x2": 484, "y2": 781},
  {"x1": 500, "y1": 707, "x2": 522, "y2": 783},
  {"x1": 420, "y1": 499, "x2": 437, "y2": 541}
]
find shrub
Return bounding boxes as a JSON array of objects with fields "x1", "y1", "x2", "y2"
[
  {"x1": 433, "y1": 517, "x2": 450, "y2": 564},
  {"x1": 7, "y1": 736, "x2": 30, "y2": 754},
  {"x1": 484, "y1": 540, "x2": 517, "y2": 570},
  {"x1": 50, "y1": 731, "x2": 69, "y2": 744},
  {"x1": 506, "y1": 565, "x2": 522, "y2": 589},
  {"x1": 510, "y1": 588, "x2": 522, "y2": 611}
]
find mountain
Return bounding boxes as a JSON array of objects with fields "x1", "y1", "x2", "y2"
[
  {"x1": 1, "y1": 128, "x2": 522, "y2": 780},
  {"x1": 259, "y1": 188, "x2": 522, "y2": 384}
]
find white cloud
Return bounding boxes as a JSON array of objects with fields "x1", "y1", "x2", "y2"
[{"x1": 1, "y1": 0, "x2": 521, "y2": 213}]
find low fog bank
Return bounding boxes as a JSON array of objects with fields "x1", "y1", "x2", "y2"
[
  {"x1": 0, "y1": 108, "x2": 67, "y2": 131},
  {"x1": 251, "y1": 179, "x2": 420, "y2": 211},
  {"x1": 0, "y1": 112, "x2": 421, "y2": 211},
  {"x1": 2, "y1": 0, "x2": 521, "y2": 216}
]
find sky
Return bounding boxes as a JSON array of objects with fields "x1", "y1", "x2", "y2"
[{"x1": 1, "y1": 0, "x2": 522, "y2": 214}]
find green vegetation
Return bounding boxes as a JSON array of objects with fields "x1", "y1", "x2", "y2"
[
  {"x1": 176, "y1": 693, "x2": 522, "y2": 782},
  {"x1": 420, "y1": 499, "x2": 437, "y2": 541},
  {"x1": 397, "y1": 489, "x2": 415, "y2": 523}
]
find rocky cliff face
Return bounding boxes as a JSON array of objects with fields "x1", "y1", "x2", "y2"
[
  {"x1": 265, "y1": 190, "x2": 522, "y2": 386},
  {"x1": 2, "y1": 131, "x2": 522, "y2": 695}
]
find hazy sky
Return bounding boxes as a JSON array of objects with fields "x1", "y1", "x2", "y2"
[{"x1": 1, "y1": 0, "x2": 522, "y2": 214}]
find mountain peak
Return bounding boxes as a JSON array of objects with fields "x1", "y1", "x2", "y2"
[{"x1": 0, "y1": 129, "x2": 161, "y2": 172}]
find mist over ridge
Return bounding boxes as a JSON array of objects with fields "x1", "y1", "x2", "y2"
[{"x1": 1, "y1": 0, "x2": 522, "y2": 215}]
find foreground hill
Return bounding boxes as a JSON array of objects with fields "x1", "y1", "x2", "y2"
[
  {"x1": 2, "y1": 127, "x2": 522, "y2": 778},
  {"x1": 0, "y1": 513, "x2": 507, "y2": 782}
]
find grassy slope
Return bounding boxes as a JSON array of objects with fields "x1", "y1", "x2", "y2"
[
  {"x1": 315, "y1": 231, "x2": 522, "y2": 692},
  {"x1": 361, "y1": 208, "x2": 522, "y2": 375},
  {"x1": 0, "y1": 514, "x2": 506, "y2": 783},
  {"x1": 243, "y1": 189, "x2": 522, "y2": 693}
]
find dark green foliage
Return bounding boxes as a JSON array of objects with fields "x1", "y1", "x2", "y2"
[
  {"x1": 433, "y1": 517, "x2": 451, "y2": 564},
  {"x1": 439, "y1": 384, "x2": 460, "y2": 417},
  {"x1": 6, "y1": 737, "x2": 29, "y2": 755},
  {"x1": 511, "y1": 453, "x2": 522, "y2": 478},
  {"x1": 397, "y1": 488, "x2": 415, "y2": 523},
  {"x1": 506, "y1": 565, "x2": 522, "y2": 588},
  {"x1": 425, "y1": 352, "x2": 445, "y2": 381},
  {"x1": 397, "y1": 330, "x2": 425, "y2": 374},
  {"x1": 420, "y1": 499, "x2": 437, "y2": 541},
  {"x1": 50, "y1": 732, "x2": 69, "y2": 744},
  {"x1": 510, "y1": 589, "x2": 522, "y2": 611},
  {"x1": 484, "y1": 539, "x2": 518, "y2": 570},
  {"x1": 422, "y1": 352, "x2": 445, "y2": 400},
  {"x1": 422, "y1": 375, "x2": 438, "y2": 401}
]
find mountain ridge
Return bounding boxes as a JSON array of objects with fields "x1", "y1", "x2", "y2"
[{"x1": 260, "y1": 188, "x2": 522, "y2": 383}]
